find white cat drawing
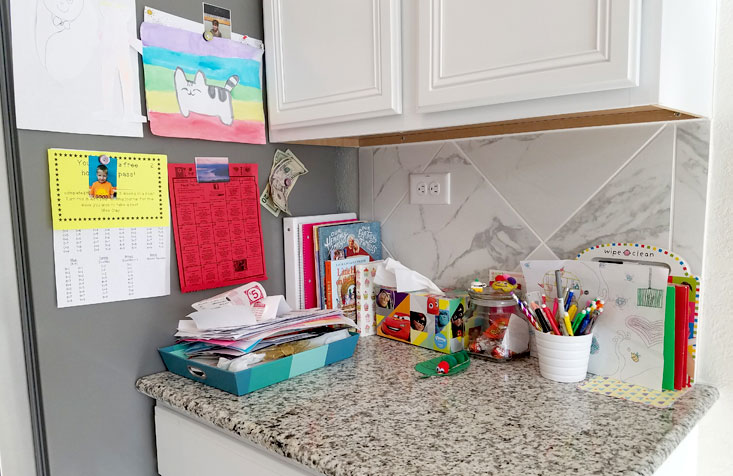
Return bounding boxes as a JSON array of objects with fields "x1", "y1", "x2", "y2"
[{"x1": 173, "y1": 68, "x2": 239, "y2": 125}]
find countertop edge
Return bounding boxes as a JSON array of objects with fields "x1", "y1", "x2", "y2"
[
  {"x1": 135, "y1": 375, "x2": 342, "y2": 476},
  {"x1": 135, "y1": 374, "x2": 719, "y2": 476},
  {"x1": 630, "y1": 385, "x2": 719, "y2": 475}
]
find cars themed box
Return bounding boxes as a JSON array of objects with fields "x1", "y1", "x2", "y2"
[{"x1": 375, "y1": 289, "x2": 468, "y2": 354}]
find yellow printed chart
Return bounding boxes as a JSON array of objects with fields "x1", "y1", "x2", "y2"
[
  {"x1": 48, "y1": 148, "x2": 171, "y2": 307},
  {"x1": 48, "y1": 148, "x2": 169, "y2": 230}
]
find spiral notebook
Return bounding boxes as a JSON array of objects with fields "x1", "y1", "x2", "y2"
[{"x1": 283, "y1": 213, "x2": 356, "y2": 309}]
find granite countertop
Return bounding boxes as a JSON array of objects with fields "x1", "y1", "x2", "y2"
[{"x1": 136, "y1": 337, "x2": 718, "y2": 476}]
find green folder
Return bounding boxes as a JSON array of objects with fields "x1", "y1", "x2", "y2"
[{"x1": 662, "y1": 286, "x2": 676, "y2": 390}]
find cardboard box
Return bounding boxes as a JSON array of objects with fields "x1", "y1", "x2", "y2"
[{"x1": 375, "y1": 289, "x2": 468, "y2": 353}]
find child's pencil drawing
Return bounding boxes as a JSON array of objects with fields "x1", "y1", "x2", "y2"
[{"x1": 14, "y1": 0, "x2": 144, "y2": 136}]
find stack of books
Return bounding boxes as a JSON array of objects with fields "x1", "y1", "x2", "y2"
[{"x1": 284, "y1": 214, "x2": 382, "y2": 324}]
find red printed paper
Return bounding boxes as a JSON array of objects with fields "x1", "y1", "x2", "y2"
[{"x1": 168, "y1": 163, "x2": 267, "y2": 292}]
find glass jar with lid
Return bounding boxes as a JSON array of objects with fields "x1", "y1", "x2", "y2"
[{"x1": 465, "y1": 288, "x2": 530, "y2": 361}]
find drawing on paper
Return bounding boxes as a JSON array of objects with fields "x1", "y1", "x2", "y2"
[
  {"x1": 174, "y1": 68, "x2": 239, "y2": 125},
  {"x1": 140, "y1": 21, "x2": 265, "y2": 144},
  {"x1": 14, "y1": 0, "x2": 144, "y2": 136},
  {"x1": 34, "y1": 0, "x2": 94, "y2": 80},
  {"x1": 600, "y1": 315, "x2": 665, "y2": 383}
]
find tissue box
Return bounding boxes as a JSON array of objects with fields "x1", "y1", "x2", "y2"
[{"x1": 375, "y1": 289, "x2": 468, "y2": 354}]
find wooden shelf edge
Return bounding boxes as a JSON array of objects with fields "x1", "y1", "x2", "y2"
[{"x1": 287, "y1": 106, "x2": 698, "y2": 148}]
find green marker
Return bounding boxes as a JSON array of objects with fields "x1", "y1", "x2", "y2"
[{"x1": 572, "y1": 309, "x2": 587, "y2": 334}]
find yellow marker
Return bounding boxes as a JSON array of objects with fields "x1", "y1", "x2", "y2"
[
  {"x1": 564, "y1": 313, "x2": 574, "y2": 336},
  {"x1": 568, "y1": 304, "x2": 578, "y2": 321}
]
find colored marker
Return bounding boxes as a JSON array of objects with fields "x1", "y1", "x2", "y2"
[
  {"x1": 587, "y1": 308, "x2": 604, "y2": 334},
  {"x1": 542, "y1": 304, "x2": 561, "y2": 335},
  {"x1": 577, "y1": 316, "x2": 591, "y2": 335},
  {"x1": 572, "y1": 309, "x2": 587, "y2": 334},
  {"x1": 556, "y1": 310, "x2": 566, "y2": 335},
  {"x1": 564, "y1": 312, "x2": 574, "y2": 336},
  {"x1": 565, "y1": 291, "x2": 574, "y2": 311},
  {"x1": 530, "y1": 302, "x2": 550, "y2": 332}
]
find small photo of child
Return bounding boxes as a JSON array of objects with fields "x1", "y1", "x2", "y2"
[{"x1": 89, "y1": 155, "x2": 117, "y2": 199}]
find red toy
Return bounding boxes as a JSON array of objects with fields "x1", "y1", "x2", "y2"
[
  {"x1": 380, "y1": 312, "x2": 411, "y2": 341},
  {"x1": 436, "y1": 361, "x2": 450, "y2": 374}
]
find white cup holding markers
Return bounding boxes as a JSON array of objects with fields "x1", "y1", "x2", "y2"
[{"x1": 512, "y1": 271, "x2": 605, "y2": 383}]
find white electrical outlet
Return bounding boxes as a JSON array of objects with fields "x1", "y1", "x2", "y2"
[{"x1": 409, "y1": 173, "x2": 450, "y2": 204}]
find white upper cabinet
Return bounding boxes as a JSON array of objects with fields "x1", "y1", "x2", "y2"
[
  {"x1": 417, "y1": 0, "x2": 641, "y2": 112},
  {"x1": 262, "y1": 0, "x2": 402, "y2": 129},
  {"x1": 262, "y1": 0, "x2": 715, "y2": 144}
]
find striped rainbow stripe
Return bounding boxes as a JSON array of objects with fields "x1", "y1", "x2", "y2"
[{"x1": 140, "y1": 22, "x2": 265, "y2": 144}]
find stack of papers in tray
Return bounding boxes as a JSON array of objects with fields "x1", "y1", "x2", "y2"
[
  {"x1": 177, "y1": 307, "x2": 356, "y2": 354},
  {"x1": 175, "y1": 282, "x2": 356, "y2": 357}
]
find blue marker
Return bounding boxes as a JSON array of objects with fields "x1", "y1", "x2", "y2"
[
  {"x1": 577, "y1": 315, "x2": 591, "y2": 335},
  {"x1": 565, "y1": 291, "x2": 574, "y2": 312}
]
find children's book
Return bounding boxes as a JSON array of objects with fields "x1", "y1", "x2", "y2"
[
  {"x1": 662, "y1": 286, "x2": 676, "y2": 390},
  {"x1": 324, "y1": 256, "x2": 370, "y2": 317},
  {"x1": 316, "y1": 222, "x2": 381, "y2": 309},
  {"x1": 310, "y1": 219, "x2": 361, "y2": 309},
  {"x1": 673, "y1": 284, "x2": 690, "y2": 390}
]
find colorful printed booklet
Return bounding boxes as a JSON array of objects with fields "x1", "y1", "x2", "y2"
[
  {"x1": 324, "y1": 256, "x2": 370, "y2": 318},
  {"x1": 315, "y1": 222, "x2": 381, "y2": 309}
]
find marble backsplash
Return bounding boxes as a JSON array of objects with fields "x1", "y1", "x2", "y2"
[{"x1": 358, "y1": 121, "x2": 710, "y2": 288}]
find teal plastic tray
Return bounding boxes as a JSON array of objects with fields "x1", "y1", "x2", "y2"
[{"x1": 159, "y1": 332, "x2": 359, "y2": 396}]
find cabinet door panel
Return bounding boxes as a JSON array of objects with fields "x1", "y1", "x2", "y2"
[
  {"x1": 418, "y1": 0, "x2": 641, "y2": 112},
  {"x1": 264, "y1": 0, "x2": 401, "y2": 129}
]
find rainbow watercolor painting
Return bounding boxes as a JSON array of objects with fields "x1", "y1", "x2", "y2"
[{"x1": 140, "y1": 22, "x2": 265, "y2": 144}]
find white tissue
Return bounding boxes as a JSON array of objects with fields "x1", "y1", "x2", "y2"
[
  {"x1": 306, "y1": 329, "x2": 351, "y2": 347},
  {"x1": 226, "y1": 353, "x2": 266, "y2": 372},
  {"x1": 373, "y1": 258, "x2": 443, "y2": 294}
]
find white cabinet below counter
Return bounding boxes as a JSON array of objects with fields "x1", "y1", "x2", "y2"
[
  {"x1": 262, "y1": 0, "x2": 715, "y2": 146},
  {"x1": 155, "y1": 405, "x2": 322, "y2": 476}
]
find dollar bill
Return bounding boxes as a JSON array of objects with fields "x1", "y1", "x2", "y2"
[
  {"x1": 260, "y1": 150, "x2": 291, "y2": 217},
  {"x1": 269, "y1": 150, "x2": 308, "y2": 215},
  {"x1": 259, "y1": 183, "x2": 281, "y2": 217}
]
